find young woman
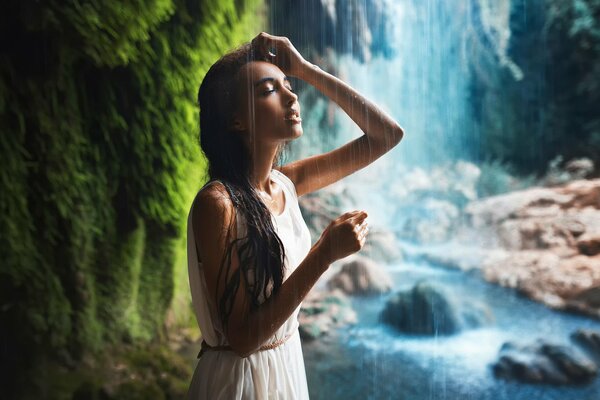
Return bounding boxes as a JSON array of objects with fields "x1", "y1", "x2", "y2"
[{"x1": 186, "y1": 32, "x2": 404, "y2": 399}]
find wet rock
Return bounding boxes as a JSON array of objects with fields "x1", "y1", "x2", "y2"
[
  {"x1": 326, "y1": 255, "x2": 393, "y2": 295},
  {"x1": 299, "y1": 288, "x2": 357, "y2": 341},
  {"x1": 491, "y1": 339, "x2": 597, "y2": 385},
  {"x1": 565, "y1": 158, "x2": 595, "y2": 178},
  {"x1": 379, "y1": 281, "x2": 493, "y2": 335},
  {"x1": 496, "y1": 217, "x2": 578, "y2": 251},
  {"x1": 559, "y1": 179, "x2": 600, "y2": 209},
  {"x1": 464, "y1": 179, "x2": 600, "y2": 319},
  {"x1": 577, "y1": 233, "x2": 600, "y2": 256},
  {"x1": 567, "y1": 285, "x2": 600, "y2": 319},
  {"x1": 572, "y1": 329, "x2": 600, "y2": 359},
  {"x1": 466, "y1": 187, "x2": 574, "y2": 228},
  {"x1": 482, "y1": 251, "x2": 600, "y2": 318},
  {"x1": 571, "y1": 287, "x2": 600, "y2": 309},
  {"x1": 543, "y1": 157, "x2": 596, "y2": 186}
]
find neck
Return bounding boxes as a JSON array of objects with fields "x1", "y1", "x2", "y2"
[{"x1": 248, "y1": 140, "x2": 281, "y2": 194}]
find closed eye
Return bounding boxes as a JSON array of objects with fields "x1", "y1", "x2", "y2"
[{"x1": 262, "y1": 86, "x2": 294, "y2": 96}]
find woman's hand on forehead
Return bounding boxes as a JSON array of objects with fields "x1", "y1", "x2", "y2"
[{"x1": 251, "y1": 32, "x2": 308, "y2": 78}]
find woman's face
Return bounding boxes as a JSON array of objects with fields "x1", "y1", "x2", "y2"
[{"x1": 232, "y1": 61, "x2": 303, "y2": 145}]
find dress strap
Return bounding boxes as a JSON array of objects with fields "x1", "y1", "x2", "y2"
[{"x1": 271, "y1": 169, "x2": 298, "y2": 200}]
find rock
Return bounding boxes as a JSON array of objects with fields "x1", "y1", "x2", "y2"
[
  {"x1": 543, "y1": 157, "x2": 596, "y2": 186},
  {"x1": 481, "y1": 251, "x2": 600, "y2": 317},
  {"x1": 326, "y1": 255, "x2": 393, "y2": 296},
  {"x1": 577, "y1": 233, "x2": 600, "y2": 256},
  {"x1": 466, "y1": 179, "x2": 600, "y2": 227},
  {"x1": 572, "y1": 329, "x2": 600, "y2": 359},
  {"x1": 496, "y1": 217, "x2": 578, "y2": 251},
  {"x1": 565, "y1": 158, "x2": 595, "y2": 178},
  {"x1": 299, "y1": 288, "x2": 357, "y2": 341},
  {"x1": 491, "y1": 339, "x2": 597, "y2": 385},
  {"x1": 571, "y1": 286, "x2": 600, "y2": 308},
  {"x1": 463, "y1": 179, "x2": 600, "y2": 319},
  {"x1": 558, "y1": 179, "x2": 600, "y2": 209},
  {"x1": 567, "y1": 285, "x2": 600, "y2": 318},
  {"x1": 465, "y1": 187, "x2": 573, "y2": 228},
  {"x1": 379, "y1": 281, "x2": 493, "y2": 335}
]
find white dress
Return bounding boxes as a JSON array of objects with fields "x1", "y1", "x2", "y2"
[{"x1": 186, "y1": 169, "x2": 312, "y2": 399}]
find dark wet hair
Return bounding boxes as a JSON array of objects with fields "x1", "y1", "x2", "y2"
[{"x1": 197, "y1": 42, "x2": 287, "y2": 333}]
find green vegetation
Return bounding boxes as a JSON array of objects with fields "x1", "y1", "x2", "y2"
[
  {"x1": 469, "y1": 0, "x2": 600, "y2": 173},
  {"x1": 0, "y1": 0, "x2": 264, "y2": 396}
]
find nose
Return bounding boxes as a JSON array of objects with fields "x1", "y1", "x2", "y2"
[{"x1": 283, "y1": 87, "x2": 298, "y2": 106}]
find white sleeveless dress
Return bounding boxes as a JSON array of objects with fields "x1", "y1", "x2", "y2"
[{"x1": 186, "y1": 169, "x2": 312, "y2": 399}]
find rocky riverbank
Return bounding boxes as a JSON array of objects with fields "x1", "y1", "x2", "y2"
[{"x1": 417, "y1": 178, "x2": 600, "y2": 320}]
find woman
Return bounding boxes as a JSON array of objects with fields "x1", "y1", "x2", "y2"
[{"x1": 187, "y1": 32, "x2": 404, "y2": 399}]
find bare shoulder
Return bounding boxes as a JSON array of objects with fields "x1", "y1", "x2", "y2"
[
  {"x1": 191, "y1": 182, "x2": 238, "y2": 260},
  {"x1": 193, "y1": 182, "x2": 234, "y2": 217}
]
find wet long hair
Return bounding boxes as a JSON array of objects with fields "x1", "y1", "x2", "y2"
[{"x1": 197, "y1": 42, "x2": 287, "y2": 333}]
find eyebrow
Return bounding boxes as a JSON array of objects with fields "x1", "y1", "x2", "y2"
[{"x1": 253, "y1": 76, "x2": 291, "y2": 88}]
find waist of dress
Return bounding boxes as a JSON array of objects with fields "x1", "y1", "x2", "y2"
[{"x1": 197, "y1": 329, "x2": 296, "y2": 359}]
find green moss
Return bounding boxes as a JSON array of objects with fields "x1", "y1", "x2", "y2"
[
  {"x1": 0, "y1": 0, "x2": 265, "y2": 395},
  {"x1": 24, "y1": 343, "x2": 192, "y2": 400}
]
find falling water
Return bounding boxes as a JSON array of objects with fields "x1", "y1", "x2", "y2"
[{"x1": 267, "y1": 1, "x2": 600, "y2": 399}]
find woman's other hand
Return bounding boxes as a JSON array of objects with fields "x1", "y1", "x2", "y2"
[
  {"x1": 316, "y1": 210, "x2": 369, "y2": 265},
  {"x1": 251, "y1": 32, "x2": 308, "y2": 78}
]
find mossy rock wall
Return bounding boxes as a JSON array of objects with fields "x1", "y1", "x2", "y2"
[{"x1": 0, "y1": 0, "x2": 264, "y2": 395}]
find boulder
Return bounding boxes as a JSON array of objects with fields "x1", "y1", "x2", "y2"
[
  {"x1": 482, "y1": 251, "x2": 600, "y2": 316},
  {"x1": 572, "y1": 329, "x2": 600, "y2": 359},
  {"x1": 463, "y1": 179, "x2": 600, "y2": 319},
  {"x1": 379, "y1": 281, "x2": 493, "y2": 335},
  {"x1": 326, "y1": 255, "x2": 393, "y2": 296},
  {"x1": 491, "y1": 339, "x2": 597, "y2": 384}
]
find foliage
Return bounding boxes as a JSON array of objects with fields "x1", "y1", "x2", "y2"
[
  {"x1": 467, "y1": 0, "x2": 600, "y2": 174},
  {"x1": 32, "y1": 342, "x2": 192, "y2": 400},
  {"x1": 0, "y1": 0, "x2": 263, "y2": 396}
]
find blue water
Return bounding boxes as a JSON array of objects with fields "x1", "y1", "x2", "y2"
[{"x1": 302, "y1": 259, "x2": 600, "y2": 400}]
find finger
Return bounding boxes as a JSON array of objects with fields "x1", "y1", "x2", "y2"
[
  {"x1": 253, "y1": 33, "x2": 277, "y2": 59},
  {"x1": 359, "y1": 227, "x2": 369, "y2": 240},
  {"x1": 349, "y1": 212, "x2": 368, "y2": 224},
  {"x1": 338, "y1": 210, "x2": 362, "y2": 221},
  {"x1": 359, "y1": 232, "x2": 367, "y2": 246},
  {"x1": 353, "y1": 219, "x2": 368, "y2": 232},
  {"x1": 358, "y1": 223, "x2": 369, "y2": 236},
  {"x1": 358, "y1": 221, "x2": 369, "y2": 231}
]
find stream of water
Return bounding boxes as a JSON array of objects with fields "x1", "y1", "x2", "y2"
[{"x1": 302, "y1": 256, "x2": 600, "y2": 399}]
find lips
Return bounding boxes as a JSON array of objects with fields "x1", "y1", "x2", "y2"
[{"x1": 284, "y1": 109, "x2": 302, "y2": 123}]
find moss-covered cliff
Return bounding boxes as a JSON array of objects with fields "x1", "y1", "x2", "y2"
[{"x1": 0, "y1": 0, "x2": 263, "y2": 397}]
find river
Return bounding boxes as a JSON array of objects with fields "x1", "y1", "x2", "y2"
[{"x1": 303, "y1": 251, "x2": 600, "y2": 399}]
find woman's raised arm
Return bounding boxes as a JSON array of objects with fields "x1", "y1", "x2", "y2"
[{"x1": 251, "y1": 32, "x2": 404, "y2": 196}]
